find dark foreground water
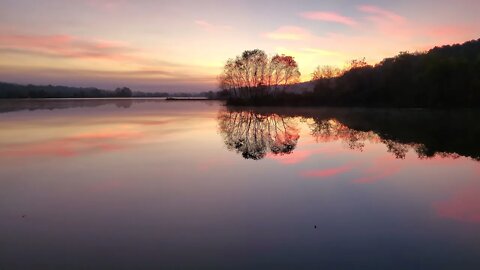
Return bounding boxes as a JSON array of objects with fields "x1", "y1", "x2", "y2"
[{"x1": 1, "y1": 99, "x2": 480, "y2": 270}]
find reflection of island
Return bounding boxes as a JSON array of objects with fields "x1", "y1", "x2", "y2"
[
  {"x1": 307, "y1": 108, "x2": 480, "y2": 161},
  {"x1": 219, "y1": 107, "x2": 480, "y2": 161},
  {"x1": 218, "y1": 110, "x2": 300, "y2": 160},
  {"x1": 0, "y1": 99, "x2": 134, "y2": 113},
  {"x1": 310, "y1": 118, "x2": 440, "y2": 159}
]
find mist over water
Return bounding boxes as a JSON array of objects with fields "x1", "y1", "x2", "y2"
[{"x1": 1, "y1": 99, "x2": 480, "y2": 269}]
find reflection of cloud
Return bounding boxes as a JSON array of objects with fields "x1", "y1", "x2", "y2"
[
  {"x1": 300, "y1": 11, "x2": 358, "y2": 26},
  {"x1": 267, "y1": 147, "x2": 336, "y2": 165},
  {"x1": 354, "y1": 156, "x2": 402, "y2": 184},
  {"x1": 267, "y1": 149, "x2": 313, "y2": 165},
  {"x1": 297, "y1": 153, "x2": 404, "y2": 184},
  {"x1": 196, "y1": 157, "x2": 233, "y2": 172},
  {"x1": 434, "y1": 187, "x2": 480, "y2": 224},
  {"x1": 0, "y1": 129, "x2": 143, "y2": 158},
  {"x1": 301, "y1": 165, "x2": 352, "y2": 178}
]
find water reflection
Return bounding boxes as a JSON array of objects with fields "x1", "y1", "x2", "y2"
[
  {"x1": 0, "y1": 98, "x2": 134, "y2": 113},
  {"x1": 219, "y1": 107, "x2": 480, "y2": 161},
  {"x1": 0, "y1": 128, "x2": 143, "y2": 158},
  {"x1": 1, "y1": 100, "x2": 480, "y2": 269},
  {"x1": 218, "y1": 110, "x2": 299, "y2": 160}
]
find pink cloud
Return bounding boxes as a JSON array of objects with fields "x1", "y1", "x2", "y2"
[
  {"x1": 264, "y1": 26, "x2": 312, "y2": 41},
  {"x1": 358, "y1": 5, "x2": 412, "y2": 41},
  {"x1": 301, "y1": 11, "x2": 358, "y2": 26},
  {"x1": 301, "y1": 165, "x2": 352, "y2": 178},
  {"x1": 0, "y1": 33, "x2": 140, "y2": 62},
  {"x1": 358, "y1": 5, "x2": 406, "y2": 24}
]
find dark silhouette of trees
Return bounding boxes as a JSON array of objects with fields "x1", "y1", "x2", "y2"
[
  {"x1": 0, "y1": 82, "x2": 140, "y2": 99},
  {"x1": 217, "y1": 107, "x2": 480, "y2": 161},
  {"x1": 217, "y1": 109, "x2": 300, "y2": 160},
  {"x1": 312, "y1": 39, "x2": 480, "y2": 107},
  {"x1": 311, "y1": 65, "x2": 342, "y2": 81},
  {"x1": 0, "y1": 83, "x2": 207, "y2": 99},
  {"x1": 221, "y1": 39, "x2": 480, "y2": 108},
  {"x1": 114, "y1": 87, "x2": 133, "y2": 97},
  {"x1": 218, "y1": 49, "x2": 301, "y2": 99}
]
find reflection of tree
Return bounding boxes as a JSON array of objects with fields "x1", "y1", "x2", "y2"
[
  {"x1": 217, "y1": 108, "x2": 479, "y2": 162},
  {"x1": 310, "y1": 119, "x2": 373, "y2": 152},
  {"x1": 309, "y1": 118, "x2": 461, "y2": 160},
  {"x1": 382, "y1": 139, "x2": 409, "y2": 159},
  {"x1": 218, "y1": 110, "x2": 299, "y2": 160},
  {"x1": 0, "y1": 99, "x2": 133, "y2": 113}
]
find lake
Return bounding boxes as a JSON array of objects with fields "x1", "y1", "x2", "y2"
[{"x1": 1, "y1": 99, "x2": 479, "y2": 269}]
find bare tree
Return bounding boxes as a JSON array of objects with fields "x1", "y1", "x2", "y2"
[
  {"x1": 347, "y1": 58, "x2": 369, "y2": 70},
  {"x1": 218, "y1": 50, "x2": 301, "y2": 98},
  {"x1": 311, "y1": 65, "x2": 342, "y2": 81}
]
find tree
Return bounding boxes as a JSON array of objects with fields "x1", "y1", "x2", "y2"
[
  {"x1": 347, "y1": 58, "x2": 369, "y2": 70},
  {"x1": 114, "y1": 87, "x2": 133, "y2": 97},
  {"x1": 269, "y1": 54, "x2": 301, "y2": 88},
  {"x1": 218, "y1": 50, "x2": 301, "y2": 98},
  {"x1": 311, "y1": 65, "x2": 342, "y2": 81}
]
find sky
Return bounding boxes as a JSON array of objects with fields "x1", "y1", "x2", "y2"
[{"x1": 0, "y1": 0, "x2": 479, "y2": 92}]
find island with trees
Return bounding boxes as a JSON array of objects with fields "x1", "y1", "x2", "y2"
[
  {"x1": 219, "y1": 39, "x2": 480, "y2": 108},
  {"x1": 0, "y1": 82, "x2": 214, "y2": 99}
]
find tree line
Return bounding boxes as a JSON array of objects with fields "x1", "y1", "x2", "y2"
[
  {"x1": 220, "y1": 39, "x2": 480, "y2": 108},
  {"x1": 0, "y1": 83, "x2": 135, "y2": 98},
  {"x1": 0, "y1": 82, "x2": 217, "y2": 99}
]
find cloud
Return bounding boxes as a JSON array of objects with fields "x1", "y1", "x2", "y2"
[
  {"x1": 356, "y1": 5, "x2": 477, "y2": 49},
  {"x1": 264, "y1": 26, "x2": 312, "y2": 41},
  {"x1": 358, "y1": 5, "x2": 406, "y2": 24},
  {"x1": 0, "y1": 32, "x2": 220, "y2": 91},
  {"x1": 301, "y1": 11, "x2": 358, "y2": 26},
  {"x1": 0, "y1": 65, "x2": 217, "y2": 92},
  {"x1": 300, "y1": 48, "x2": 342, "y2": 56},
  {"x1": 357, "y1": 5, "x2": 412, "y2": 41},
  {"x1": 0, "y1": 34, "x2": 140, "y2": 62},
  {"x1": 194, "y1": 20, "x2": 232, "y2": 32}
]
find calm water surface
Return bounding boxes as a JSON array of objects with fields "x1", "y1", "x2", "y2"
[{"x1": 1, "y1": 99, "x2": 479, "y2": 269}]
